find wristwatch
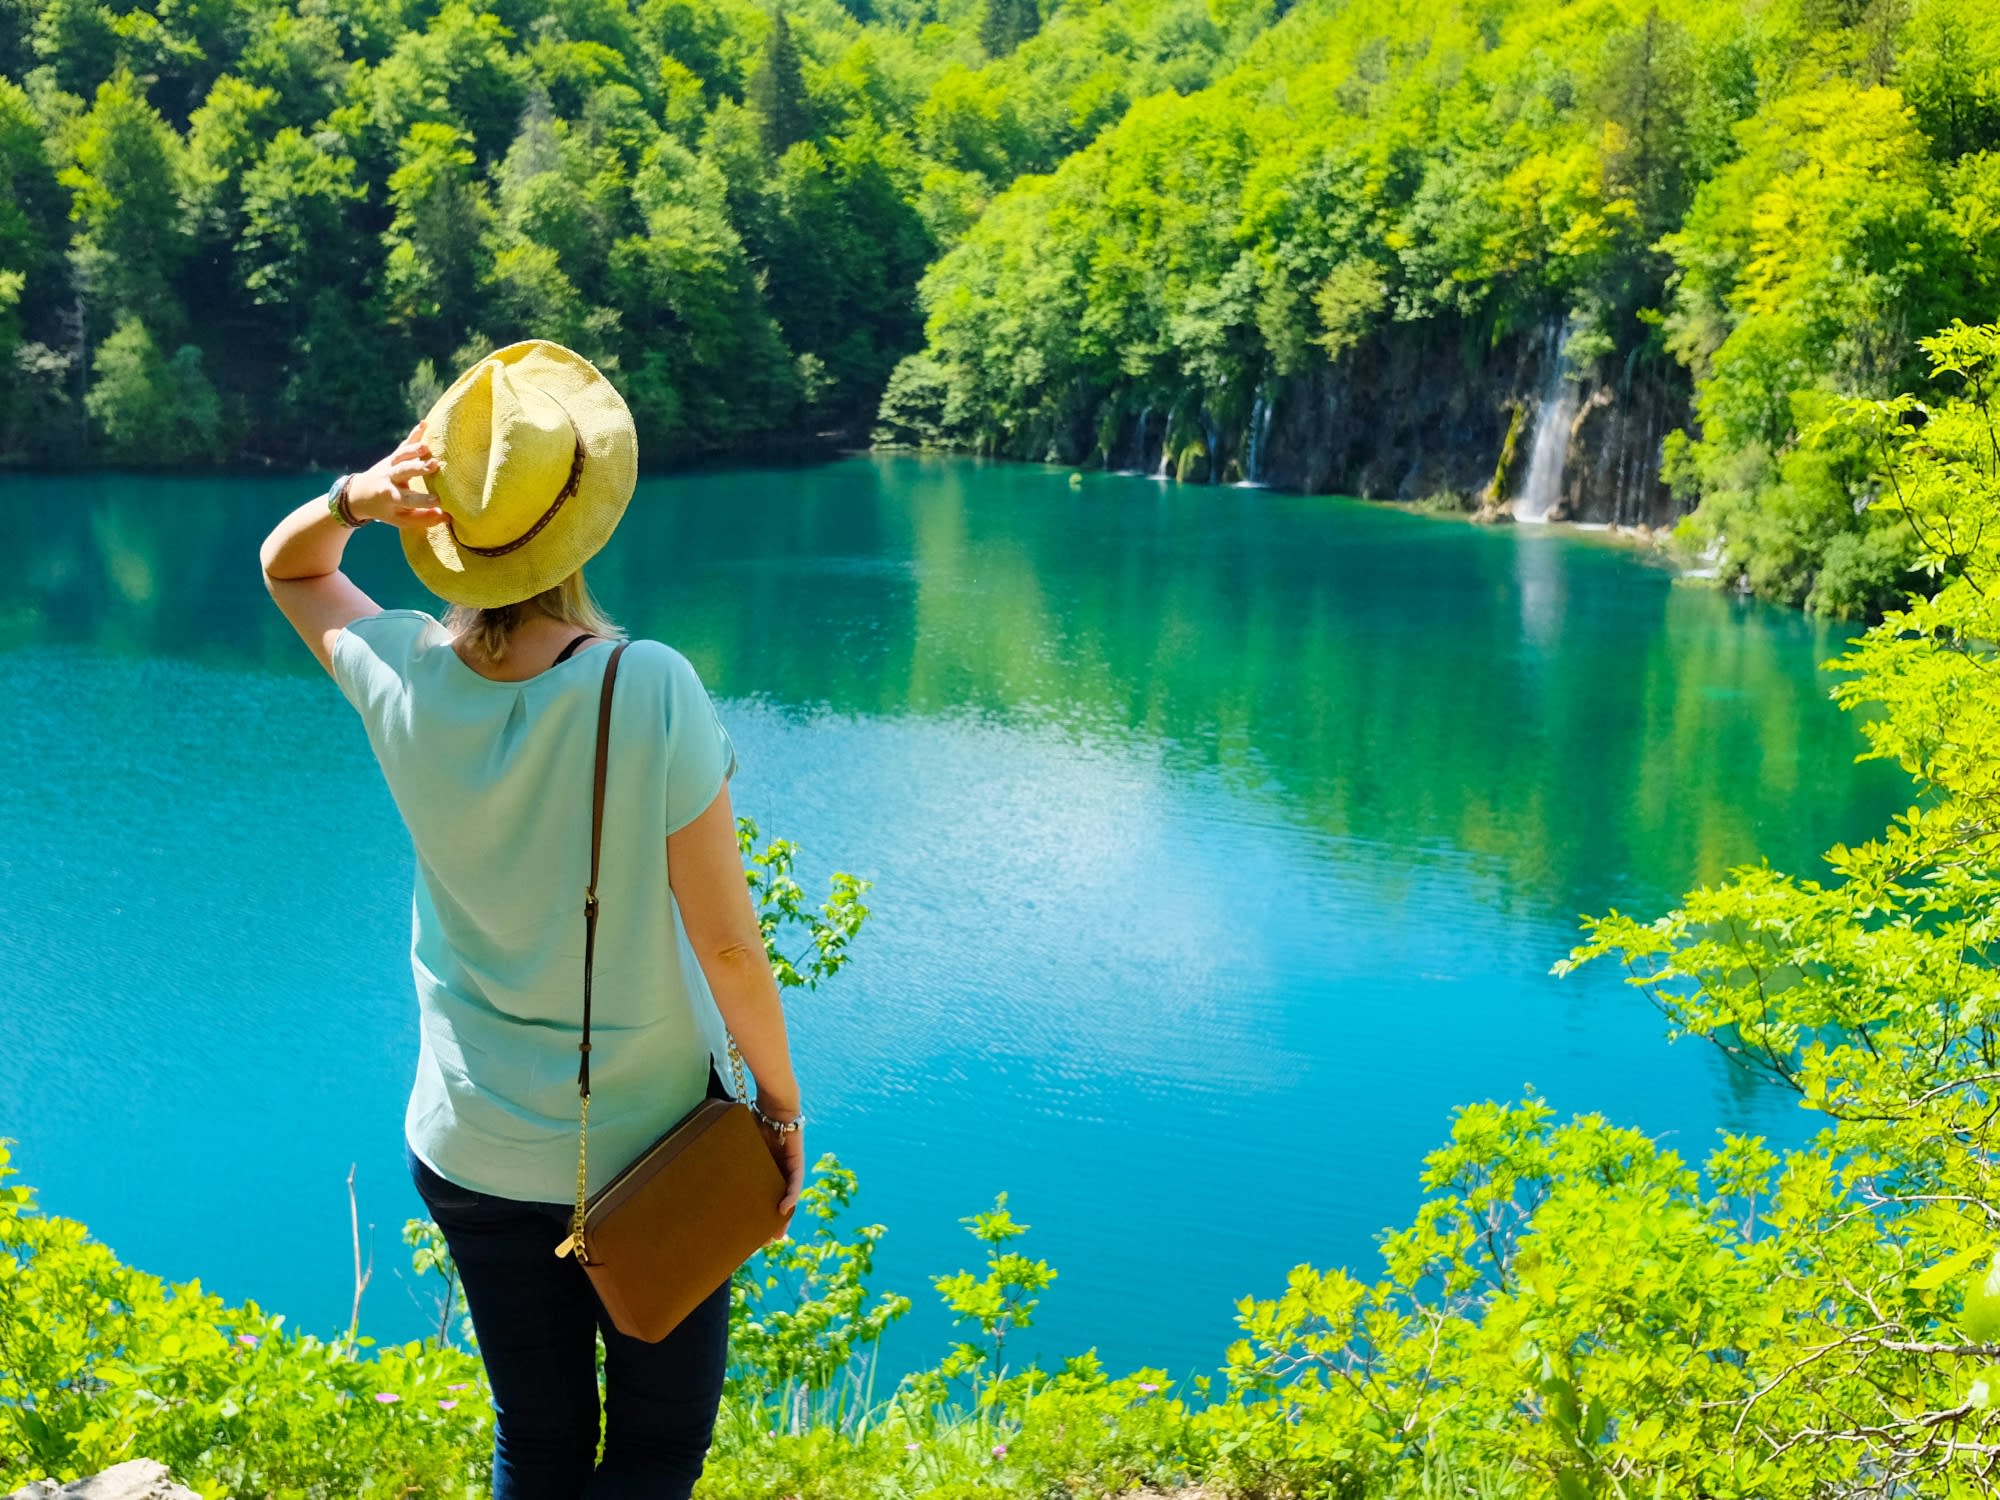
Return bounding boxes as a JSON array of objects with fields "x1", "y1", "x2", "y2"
[{"x1": 325, "y1": 473, "x2": 367, "y2": 528}]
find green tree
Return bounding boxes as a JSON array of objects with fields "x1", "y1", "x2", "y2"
[
  {"x1": 0, "y1": 272, "x2": 23, "y2": 367},
  {"x1": 759, "y1": 123, "x2": 934, "y2": 421},
  {"x1": 363, "y1": 1, "x2": 527, "y2": 166},
  {"x1": 0, "y1": 78, "x2": 63, "y2": 306},
  {"x1": 28, "y1": 0, "x2": 122, "y2": 99},
  {"x1": 1898, "y1": 0, "x2": 2000, "y2": 159},
  {"x1": 380, "y1": 121, "x2": 496, "y2": 353},
  {"x1": 183, "y1": 75, "x2": 281, "y2": 246},
  {"x1": 748, "y1": 4, "x2": 813, "y2": 156},
  {"x1": 238, "y1": 127, "x2": 368, "y2": 317},
  {"x1": 59, "y1": 71, "x2": 190, "y2": 337},
  {"x1": 83, "y1": 315, "x2": 225, "y2": 463},
  {"x1": 279, "y1": 289, "x2": 413, "y2": 458},
  {"x1": 1659, "y1": 79, "x2": 1983, "y2": 612},
  {"x1": 2, "y1": 343, "x2": 78, "y2": 461},
  {"x1": 17, "y1": 0, "x2": 2000, "y2": 526},
  {"x1": 979, "y1": 0, "x2": 1037, "y2": 58},
  {"x1": 235, "y1": 5, "x2": 348, "y2": 121}
]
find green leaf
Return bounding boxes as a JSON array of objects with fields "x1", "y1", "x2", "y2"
[{"x1": 1915, "y1": 1242, "x2": 1990, "y2": 1293}]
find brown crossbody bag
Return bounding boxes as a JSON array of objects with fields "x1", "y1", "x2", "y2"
[{"x1": 552, "y1": 639, "x2": 789, "y2": 1341}]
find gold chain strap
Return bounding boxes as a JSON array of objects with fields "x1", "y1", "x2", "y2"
[
  {"x1": 559, "y1": 1034, "x2": 748, "y2": 1262},
  {"x1": 728, "y1": 1033, "x2": 748, "y2": 1100},
  {"x1": 568, "y1": 1093, "x2": 591, "y2": 1259}
]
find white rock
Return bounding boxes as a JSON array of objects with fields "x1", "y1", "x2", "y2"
[{"x1": 6, "y1": 1460, "x2": 201, "y2": 1500}]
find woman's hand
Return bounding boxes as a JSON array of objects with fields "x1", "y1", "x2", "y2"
[
  {"x1": 348, "y1": 420, "x2": 450, "y2": 530},
  {"x1": 761, "y1": 1119, "x2": 805, "y2": 1240}
]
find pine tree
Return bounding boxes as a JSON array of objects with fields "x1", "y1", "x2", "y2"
[
  {"x1": 980, "y1": 0, "x2": 1038, "y2": 57},
  {"x1": 749, "y1": 5, "x2": 813, "y2": 155}
]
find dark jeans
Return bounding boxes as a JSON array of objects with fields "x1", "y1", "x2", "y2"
[{"x1": 406, "y1": 1066, "x2": 733, "y2": 1500}]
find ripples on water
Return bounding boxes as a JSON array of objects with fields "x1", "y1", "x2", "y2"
[{"x1": 0, "y1": 457, "x2": 1908, "y2": 1379}]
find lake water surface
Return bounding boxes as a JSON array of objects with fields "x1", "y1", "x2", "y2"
[{"x1": 0, "y1": 455, "x2": 1908, "y2": 1381}]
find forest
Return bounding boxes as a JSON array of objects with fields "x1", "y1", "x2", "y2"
[
  {"x1": 0, "y1": 0, "x2": 1265, "y2": 464},
  {"x1": 3, "y1": 0, "x2": 1999, "y2": 603}
]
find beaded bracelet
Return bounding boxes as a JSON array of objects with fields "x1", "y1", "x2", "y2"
[{"x1": 752, "y1": 1103, "x2": 806, "y2": 1135}]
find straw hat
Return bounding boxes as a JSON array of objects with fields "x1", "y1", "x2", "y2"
[{"x1": 402, "y1": 340, "x2": 638, "y2": 608}]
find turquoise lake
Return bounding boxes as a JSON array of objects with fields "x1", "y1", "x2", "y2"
[{"x1": 0, "y1": 454, "x2": 1909, "y2": 1383}]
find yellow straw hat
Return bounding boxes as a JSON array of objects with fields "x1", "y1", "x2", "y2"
[{"x1": 402, "y1": 339, "x2": 638, "y2": 608}]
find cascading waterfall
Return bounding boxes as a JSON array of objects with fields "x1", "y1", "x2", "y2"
[
  {"x1": 1122, "y1": 403, "x2": 1153, "y2": 474},
  {"x1": 1235, "y1": 383, "x2": 1273, "y2": 487},
  {"x1": 1515, "y1": 316, "x2": 1581, "y2": 524}
]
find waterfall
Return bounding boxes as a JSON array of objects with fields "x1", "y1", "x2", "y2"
[
  {"x1": 1236, "y1": 383, "x2": 1273, "y2": 487},
  {"x1": 1516, "y1": 319, "x2": 1580, "y2": 524},
  {"x1": 1153, "y1": 397, "x2": 1177, "y2": 480},
  {"x1": 1119, "y1": 403, "x2": 1153, "y2": 474}
]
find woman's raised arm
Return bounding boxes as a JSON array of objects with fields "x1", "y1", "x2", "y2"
[{"x1": 259, "y1": 421, "x2": 447, "y2": 674}]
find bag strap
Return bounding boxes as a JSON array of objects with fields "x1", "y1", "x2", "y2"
[
  {"x1": 563, "y1": 639, "x2": 630, "y2": 1261},
  {"x1": 559, "y1": 638, "x2": 752, "y2": 1261},
  {"x1": 580, "y1": 639, "x2": 629, "y2": 1099}
]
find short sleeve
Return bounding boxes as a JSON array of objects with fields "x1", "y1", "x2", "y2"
[
  {"x1": 332, "y1": 610, "x2": 432, "y2": 723},
  {"x1": 662, "y1": 647, "x2": 737, "y2": 835}
]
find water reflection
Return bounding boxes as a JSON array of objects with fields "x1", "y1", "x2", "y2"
[{"x1": 3, "y1": 455, "x2": 1901, "y2": 922}]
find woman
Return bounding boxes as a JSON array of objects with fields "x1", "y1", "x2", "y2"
[{"x1": 257, "y1": 340, "x2": 805, "y2": 1500}]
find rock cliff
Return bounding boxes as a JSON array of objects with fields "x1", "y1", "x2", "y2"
[{"x1": 1104, "y1": 315, "x2": 1690, "y2": 528}]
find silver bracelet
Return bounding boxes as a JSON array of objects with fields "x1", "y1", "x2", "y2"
[{"x1": 751, "y1": 1102, "x2": 805, "y2": 1135}]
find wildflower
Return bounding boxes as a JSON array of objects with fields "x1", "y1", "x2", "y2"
[
  {"x1": 991, "y1": 1444, "x2": 1007, "y2": 1459},
  {"x1": 447, "y1": 1382, "x2": 471, "y2": 1391},
  {"x1": 1137, "y1": 1382, "x2": 1159, "y2": 1393},
  {"x1": 438, "y1": 1399, "x2": 459, "y2": 1411},
  {"x1": 375, "y1": 1392, "x2": 401, "y2": 1404},
  {"x1": 236, "y1": 1334, "x2": 259, "y2": 1348},
  {"x1": 903, "y1": 1442, "x2": 920, "y2": 1452}
]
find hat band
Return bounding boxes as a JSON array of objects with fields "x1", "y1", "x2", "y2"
[{"x1": 447, "y1": 438, "x2": 588, "y2": 559}]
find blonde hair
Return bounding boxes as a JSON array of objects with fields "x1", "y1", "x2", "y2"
[{"x1": 443, "y1": 570, "x2": 623, "y2": 663}]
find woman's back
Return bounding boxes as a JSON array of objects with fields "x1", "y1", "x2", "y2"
[
  {"x1": 332, "y1": 608, "x2": 739, "y2": 1202},
  {"x1": 262, "y1": 342, "x2": 801, "y2": 1499}
]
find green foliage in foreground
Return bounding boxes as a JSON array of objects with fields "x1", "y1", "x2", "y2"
[
  {"x1": 22, "y1": 320, "x2": 2000, "y2": 1495},
  {"x1": 0, "y1": 1138, "x2": 1215, "y2": 1500}
]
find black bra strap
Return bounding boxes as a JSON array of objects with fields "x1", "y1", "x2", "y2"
[{"x1": 552, "y1": 632, "x2": 595, "y2": 666}]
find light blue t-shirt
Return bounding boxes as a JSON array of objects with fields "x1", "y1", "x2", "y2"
[{"x1": 332, "y1": 609, "x2": 740, "y2": 1203}]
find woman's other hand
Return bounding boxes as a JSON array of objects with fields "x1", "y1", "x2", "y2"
[
  {"x1": 349, "y1": 420, "x2": 450, "y2": 529},
  {"x1": 762, "y1": 1119, "x2": 804, "y2": 1238},
  {"x1": 671, "y1": 778, "x2": 809, "y2": 1240}
]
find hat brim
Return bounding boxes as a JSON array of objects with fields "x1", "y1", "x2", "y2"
[{"x1": 401, "y1": 341, "x2": 638, "y2": 608}]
